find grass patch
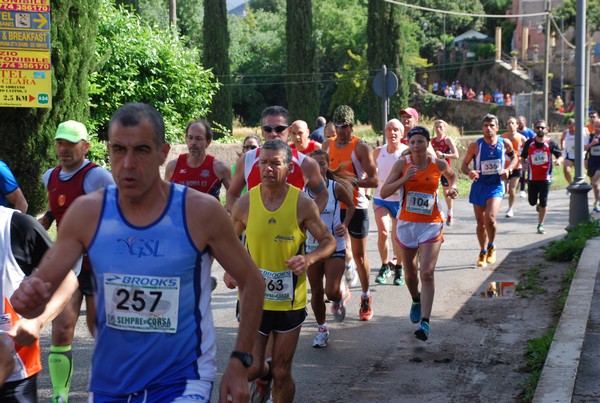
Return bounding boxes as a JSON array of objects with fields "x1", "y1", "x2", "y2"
[
  {"x1": 518, "y1": 326, "x2": 556, "y2": 402},
  {"x1": 517, "y1": 219, "x2": 600, "y2": 401},
  {"x1": 516, "y1": 263, "x2": 548, "y2": 297},
  {"x1": 544, "y1": 219, "x2": 600, "y2": 262}
]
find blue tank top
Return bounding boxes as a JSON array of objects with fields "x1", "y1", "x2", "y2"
[
  {"x1": 87, "y1": 184, "x2": 217, "y2": 395},
  {"x1": 473, "y1": 137, "x2": 506, "y2": 187}
]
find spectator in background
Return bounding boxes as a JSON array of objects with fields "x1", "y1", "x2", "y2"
[
  {"x1": 554, "y1": 95, "x2": 564, "y2": 112},
  {"x1": 484, "y1": 92, "x2": 493, "y2": 103},
  {"x1": 0, "y1": 160, "x2": 27, "y2": 213},
  {"x1": 455, "y1": 86, "x2": 463, "y2": 100},
  {"x1": 505, "y1": 93, "x2": 512, "y2": 106},
  {"x1": 310, "y1": 116, "x2": 326, "y2": 143},
  {"x1": 466, "y1": 88, "x2": 476, "y2": 101}
]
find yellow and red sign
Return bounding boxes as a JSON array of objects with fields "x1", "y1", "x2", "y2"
[{"x1": 0, "y1": 0, "x2": 50, "y2": 108}]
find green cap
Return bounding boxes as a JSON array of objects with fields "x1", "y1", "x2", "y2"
[
  {"x1": 332, "y1": 105, "x2": 355, "y2": 126},
  {"x1": 54, "y1": 120, "x2": 88, "y2": 143}
]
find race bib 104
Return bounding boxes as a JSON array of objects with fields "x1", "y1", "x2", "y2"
[
  {"x1": 104, "y1": 273, "x2": 180, "y2": 333},
  {"x1": 406, "y1": 191, "x2": 435, "y2": 215}
]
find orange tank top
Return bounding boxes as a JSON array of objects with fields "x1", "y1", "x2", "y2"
[
  {"x1": 399, "y1": 156, "x2": 443, "y2": 223},
  {"x1": 502, "y1": 132, "x2": 523, "y2": 169},
  {"x1": 327, "y1": 136, "x2": 365, "y2": 209}
]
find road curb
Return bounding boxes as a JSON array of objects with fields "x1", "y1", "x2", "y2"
[{"x1": 533, "y1": 237, "x2": 600, "y2": 402}]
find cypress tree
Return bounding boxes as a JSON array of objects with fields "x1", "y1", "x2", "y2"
[
  {"x1": 286, "y1": 0, "x2": 319, "y2": 123},
  {"x1": 367, "y1": 0, "x2": 411, "y2": 133},
  {"x1": 0, "y1": 0, "x2": 100, "y2": 214},
  {"x1": 204, "y1": 0, "x2": 233, "y2": 137}
]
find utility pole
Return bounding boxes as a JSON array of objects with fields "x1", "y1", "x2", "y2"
[{"x1": 543, "y1": 0, "x2": 551, "y2": 123}]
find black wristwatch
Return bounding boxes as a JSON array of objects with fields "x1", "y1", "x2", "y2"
[{"x1": 230, "y1": 351, "x2": 253, "y2": 368}]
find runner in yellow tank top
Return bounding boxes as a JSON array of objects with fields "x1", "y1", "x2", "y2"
[
  {"x1": 231, "y1": 139, "x2": 335, "y2": 403},
  {"x1": 381, "y1": 127, "x2": 458, "y2": 342}
]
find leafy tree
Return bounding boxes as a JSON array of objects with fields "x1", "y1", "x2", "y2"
[
  {"x1": 228, "y1": 7, "x2": 287, "y2": 125},
  {"x1": 250, "y1": 0, "x2": 286, "y2": 13},
  {"x1": 313, "y1": 0, "x2": 368, "y2": 118},
  {"x1": 286, "y1": 0, "x2": 319, "y2": 123},
  {"x1": 554, "y1": 0, "x2": 600, "y2": 34},
  {"x1": 406, "y1": 0, "x2": 485, "y2": 63},
  {"x1": 0, "y1": 0, "x2": 100, "y2": 214},
  {"x1": 367, "y1": 0, "x2": 417, "y2": 132},
  {"x1": 480, "y1": 0, "x2": 514, "y2": 54},
  {"x1": 90, "y1": 0, "x2": 219, "y2": 143},
  {"x1": 204, "y1": 0, "x2": 233, "y2": 136}
]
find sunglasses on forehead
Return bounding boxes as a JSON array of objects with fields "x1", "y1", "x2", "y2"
[
  {"x1": 262, "y1": 125, "x2": 288, "y2": 134},
  {"x1": 334, "y1": 124, "x2": 351, "y2": 129},
  {"x1": 243, "y1": 144, "x2": 258, "y2": 150}
]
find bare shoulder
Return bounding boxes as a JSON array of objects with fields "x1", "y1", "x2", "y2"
[
  {"x1": 186, "y1": 189, "x2": 225, "y2": 220},
  {"x1": 322, "y1": 139, "x2": 331, "y2": 151}
]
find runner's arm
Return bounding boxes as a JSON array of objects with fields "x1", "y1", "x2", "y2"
[
  {"x1": 226, "y1": 153, "x2": 247, "y2": 213},
  {"x1": 356, "y1": 142, "x2": 379, "y2": 188},
  {"x1": 10, "y1": 196, "x2": 99, "y2": 318},
  {"x1": 5, "y1": 188, "x2": 27, "y2": 213},
  {"x1": 302, "y1": 156, "x2": 328, "y2": 213},
  {"x1": 460, "y1": 142, "x2": 480, "y2": 180},
  {"x1": 204, "y1": 198, "x2": 263, "y2": 403},
  {"x1": 214, "y1": 159, "x2": 232, "y2": 191},
  {"x1": 163, "y1": 159, "x2": 176, "y2": 182},
  {"x1": 379, "y1": 158, "x2": 408, "y2": 200},
  {"x1": 10, "y1": 270, "x2": 78, "y2": 346}
]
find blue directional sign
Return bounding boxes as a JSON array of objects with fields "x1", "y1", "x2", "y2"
[{"x1": 0, "y1": 11, "x2": 50, "y2": 30}]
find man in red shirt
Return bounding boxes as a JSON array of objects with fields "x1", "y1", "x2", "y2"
[
  {"x1": 39, "y1": 120, "x2": 114, "y2": 402},
  {"x1": 289, "y1": 120, "x2": 321, "y2": 154},
  {"x1": 164, "y1": 119, "x2": 231, "y2": 202},
  {"x1": 520, "y1": 120, "x2": 563, "y2": 234},
  {"x1": 226, "y1": 106, "x2": 327, "y2": 213}
]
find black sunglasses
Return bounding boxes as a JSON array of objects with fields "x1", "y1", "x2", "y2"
[
  {"x1": 243, "y1": 144, "x2": 258, "y2": 150},
  {"x1": 535, "y1": 126, "x2": 547, "y2": 130},
  {"x1": 262, "y1": 125, "x2": 288, "y2": 133},
  {"x1": 335, "y1": 124, "x2": 351, "y2": 129}
]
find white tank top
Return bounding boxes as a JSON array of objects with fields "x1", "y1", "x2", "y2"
[{"x1": 374, "y1": 144, "x2": 406, "y2": 201}]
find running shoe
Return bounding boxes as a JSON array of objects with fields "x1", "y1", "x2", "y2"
[
  {"x1": 520, "y1": 190, "x2": 527, "y2": 198},
  {"x1": 375, "y1": 264, "x2": 392, "y2": 284},
  {"x1": 344, "y1": 261, "x2": 359, "y2": 286},
  {"x1": 505, "y1": 208, "x2": 513, "y2": 218},
  {"x1": 359, "y1": 295, "x2": 373, "y2": 321},
  {"x1": 409, "y1": 301, "x2": 421, "y2": 324},
  {"x1": 594, "y1": 203, "x2": 600, "y2": 213},
  {"x1": 312, "y1": 326, "x2": 329, "y2": 348},
  {"x1": 486, "y1": 246, "x2": 496, "y2": 265},
  {"x1": 414, "y1": 321, "x2": 430, "y2": 341},
  {"x1": 537, "y1": 223, "x2": 545, "y2": 234},
  {"x1": 393, "y1": 265, "x2": 405, "y2": 286},
  {"x1": 477, "y1": 251, "x2": 487, "y2": 267},
  {"x1": 249, "y1": 362, "x2": 273, "y2": 403},
  {"x1": 331, "y1": 284, "x2": 350, "y2": 322},
  {"x1": 446, "y1": 214, "x2": 454, "y2": 226}
]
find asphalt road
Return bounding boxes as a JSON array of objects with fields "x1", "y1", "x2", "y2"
[{"x1": 35, "y1": 187, "x2": 588, "y2": 402}]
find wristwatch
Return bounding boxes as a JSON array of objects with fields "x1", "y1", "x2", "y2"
[{"x1": 230, "y1": 351, "x2": 253, "y2": 368}]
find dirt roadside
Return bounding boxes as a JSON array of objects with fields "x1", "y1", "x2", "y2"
[{"x1": 340, "y1": 246, "x2": 571, "y2": 403}]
